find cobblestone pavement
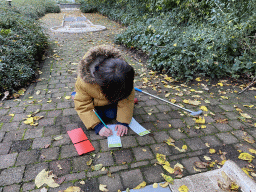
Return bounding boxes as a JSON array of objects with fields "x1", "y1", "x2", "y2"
[{"x1": 0, "y1": 10, "x2": 256, "y2": 192}]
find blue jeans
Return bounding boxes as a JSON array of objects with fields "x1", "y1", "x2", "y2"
[{"x1": 95, "y1": 103, "x2": 117, "y2": 122}]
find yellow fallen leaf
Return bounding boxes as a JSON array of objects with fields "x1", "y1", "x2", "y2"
[
  {"x1": 243, "y1": 136, "x2": 255, "y2": 144},
  {"x1": 173, "y1": 145, "x2": 186, "y2": 152},
  {"x1": 142, "y1": 78, "x2": 148, "y2": 83},
  {"x1": 165, "y1": 93, "x2": 171, "y2": 98},
  {"x1": 182, "y1": 145, "x2": 187, "y2": 151},
  {"x1": 148, "y1": 113, "x2": 152, "y2": 115},
  {"x1": 190, "y1": 89, "x2": 196, "y2": 92},
  {"x1": 29, "y1": 96, "x2": 33, "y2": 99},
  {"x1": 35, "y1": 169, "x2": 59, "y2": 188},
  {"x1": 64, "y1": 186, "x2": 81, "y2": 192},
  {"x1": 156, "y1": 153, "x2": 170, "y2": 166},
  {"x1": 195, "y1": 77, "x2": 201, "y2": 81},
  {"x1": 236, "y1": 108, "x2": 243, "y2": 112},
  {"x1": 168, "y1": 124, "x2": 172, "y2": 127},
  {"x1": 240, "y1": 113, "x2": 252, "y2": 119},
  {"x1": 161, "y1": 173, "x2": 173, "y2": 184},
  {"x1": 242, "y1": 168, "x2": 252, "y2": 178},
  {"x1": 170, "y1": 99, "x2": 176, "y2": 103},
  {"x1": 30, "y1": 123, "x2": 38, "y2": 126},
  {"x1": 219, "y1": 160, "x2": 227, "y2": 165},
  {"x1": 195, "y1": 117, "x2": 205, "y2": 124},
  {"x1": 189, "y1": 100, "x2": 201, "y2": 106},
  {"x1": 205, "y1": 143, "x2": 210, "y2": 147},
  {"x1": 133, "y1": 181, "x2": 146, "y2": 189},
  {"x1": 178, "y1": 185, "x2": 189, "y2": 192},
  {"x1": 99, "y1": 184, "x2": 109, "y2": 191},
  {"x1": 243, "y1": 105, "x2": 254, "y2": 108},
  {"x1": 24, "y1": 117, "x2": 34, "y2": 125},
  {"x1": 173, "y1": 43, "x2": 177, "y2": 47},
  {"x1": 153, "y1": 183, "x2": 158, "y2": 188},
  {"x1": 230, "y1": 183, "x2": 240, "y2": 190},
  {"x1": 221, "y1": 96, "x2": 229, "y2": 99},
  {"x1": 159, "y1": 182, "x2": 169, "y2": 188},
  {"x1": 33, "y1": 116, "x2": 44, "y2": 121},
  {"x1": 101, "y1": 167, "x2": 106, "y2": 171},
  {"x1": 209, "y1": 149, "x2": 216, "y2": 154},
  {"x1": 183, "y1": 99, "x2": 189, "y2": 104},
  {"x1": 9, "y1": 114, "x2": 15, "y2": 117},
  {"x1": 201, "y1": 125, "x2": 206, "y2": 129},
  {"x1": 47, "y1": 100, "x2": 52, "y2": 103},
  {"x1": 217, "y1": 83, "x2": 224, "y2": 86},
  {"x1": 238, "y1": 153, "x2": 254, "y2": 162},
  {"x1": 65, "y1": 96, "x2": 71, "y2": 100},
  {"x1": 249, "y1": 149, "x2": 256, "y2": 154},
  {"x1": 166, "y1": 138, "x2": 175, "y2": 145},
  {"x1": 163, "y1": 165, "x2": 174, "y2": 174},
  {"x1": 204, "y1": 156, "x2": 211, "y2": 161},
  {"x1": 142, "y1": 149, "x2": 147, "y2": 152},
  {"x1": 164, "y1": 85, "x2": 173, "y2": 88},
  {"x1": 200, "y1": 106, "x2": 208, "y2": 111}
]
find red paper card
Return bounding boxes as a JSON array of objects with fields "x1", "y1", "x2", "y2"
[
  {"x1": 74, "y1": 140, "x2": 95, "y2": 155},
  {"x1": 67, "y1": 128, "x2": 88, "y2": 144}
]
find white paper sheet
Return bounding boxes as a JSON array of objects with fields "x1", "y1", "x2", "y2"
[
  {"x1": 129, "y1": 118, "x2": 150, "y2": 136},
  {"x1": 107, "y1": 124, "x2": 122, "y2": 148}
]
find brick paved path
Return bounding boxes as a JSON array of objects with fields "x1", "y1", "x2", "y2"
[{"x1": 0, "y1": 10, "x2": 255, "y2": 192}]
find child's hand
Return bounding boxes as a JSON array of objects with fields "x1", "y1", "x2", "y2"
[
  {"x1": 99, "y1": 127, "x2": 113, "y2": 137},
  {"x1": 115, "y1": 125, "x2": 128, "y2": 136}
]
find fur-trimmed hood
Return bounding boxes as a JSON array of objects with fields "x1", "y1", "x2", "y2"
[{"x1": 78, "y1": 45, "x2": 124, "y2": 83}]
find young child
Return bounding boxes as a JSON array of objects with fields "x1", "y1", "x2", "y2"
[{"x1": 74, "y1": 45, "x2": 135, "y2": 137}]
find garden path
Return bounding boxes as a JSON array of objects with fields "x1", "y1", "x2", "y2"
[{"x1": 0, "y1": 9, "x2": 256, "y2": 192}]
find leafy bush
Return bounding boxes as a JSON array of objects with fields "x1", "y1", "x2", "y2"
[
  {"x1": 12, "y1": 0, "x2": 60, "y2": 19},
  {"x1": 80, "y1": 3, "x2": 97, "y2": 13},
  {"x1": 0, "y1": 0, "x2": 59, "y2": 96},
  {"x1": 80, "y1": 0, "x2": 256, "y2": 80}
]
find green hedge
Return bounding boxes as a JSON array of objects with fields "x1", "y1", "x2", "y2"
[
  {"x1": 80, "y1": 0, "x2": 256, "y2": 80},
  {"x1": 0, "y1": 0, "x2": 60, "y2": 97}
]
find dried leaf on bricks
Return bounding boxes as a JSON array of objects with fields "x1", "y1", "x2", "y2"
[
  {"x1": 35, "y1": 169, "x2": 59, "y2": 188},
  {"x1": 133, "y1": 181, "x2": 146, "y2": 189}
]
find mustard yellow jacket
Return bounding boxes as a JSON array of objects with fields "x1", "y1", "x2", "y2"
[{"x1": 74, "y1": 45, "x2": 135, "y2": 130}]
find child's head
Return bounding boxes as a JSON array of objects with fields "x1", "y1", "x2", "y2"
[{"x1": 94, "y1": 58, "x2": 134, "y2": 103}]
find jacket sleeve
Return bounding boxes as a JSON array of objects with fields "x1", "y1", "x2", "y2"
[
  {"x1": 74, "y1": 77, "x2": 101, "y2": 130},
  {"x1": 116, "y1": 88, "x2": 135, "y2": 125}
]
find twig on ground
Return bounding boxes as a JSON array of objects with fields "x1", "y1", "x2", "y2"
[{"x1": 238, "y1": 76, "x2": 256, "y2": 94}]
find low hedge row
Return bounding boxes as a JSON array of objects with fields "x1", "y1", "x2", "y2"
[
  {"x1": 80, "y1": 0, "x2": 256, "y2": 81},
  {"x1": 0, "y1": 0, "x2": 60, "y2": 97}
]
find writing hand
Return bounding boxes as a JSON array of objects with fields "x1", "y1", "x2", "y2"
[
  {"x1": 115, "y1": 124, "x2": 128, "y2": 136},
  {"x1": 99, "y1": 127, "x2": 113, "y2": 137}
]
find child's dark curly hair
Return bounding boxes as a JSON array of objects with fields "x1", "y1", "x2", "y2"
[{"x1": 94, "y1": 58, "x2": 134, "y2": 103}]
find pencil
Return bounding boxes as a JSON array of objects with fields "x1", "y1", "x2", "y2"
[{"x1": 93, "y1": 109, "x2": 109, "y2": 129}]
